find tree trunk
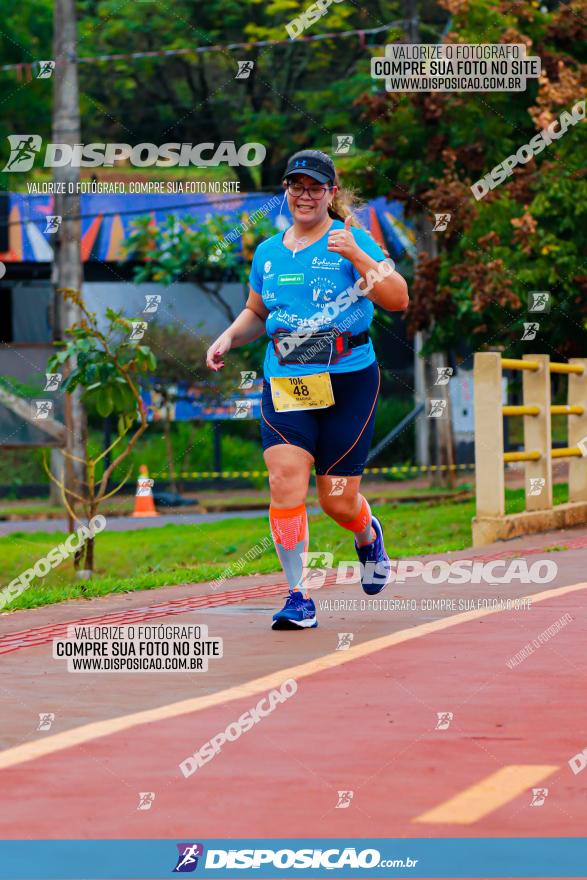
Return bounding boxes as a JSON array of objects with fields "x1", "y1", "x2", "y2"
[
  {"x1": 408, "y1": 1, "x2": 430, "y2": 473},
  {"x1": 164, "y1": 402, "x2": 177, "y2": 494},
  {"x1": 85, "y1": 535, "x2": 94, "y2": 572},
  {"x1": 52, "y1": 0, "x2": 87, "y2": 528},
  {"x1": 414, "y1": 332, "x2": 429, "y2": 467},
  {"x1": 404, "y1": 0, "x2": 420, "y2": 42},
  {"x1": 180, "y1": 425, "x2": 193, "y2": 492},
  {"x1": 428, "y1": 351, "x2": 456, "y2": 489},
  {"x1": 49, "y1": 448, "x2": 65, "y2": 504},
  {"x1": 406, "y1": 0, "x2": 456, "y2": 488},
  {"x1": 413, "y1": 218, "x2": 456, "y2": 490}
]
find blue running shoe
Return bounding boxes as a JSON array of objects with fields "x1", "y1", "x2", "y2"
[
  {"x1": 272, "y1": 591, "x2": 318, "y2": 630},
  {"x1": 355, "y1": 516, "x2": 392, "y2": 595}
]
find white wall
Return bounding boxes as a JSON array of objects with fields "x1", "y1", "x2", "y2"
[
  {"x1": 9, "y1": 281, "x2": 52, "y2": 343},
  {"x1": 81, "y1": 281, "x2": 247, "y2": 339}
]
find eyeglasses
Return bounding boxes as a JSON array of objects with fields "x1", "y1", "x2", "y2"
[{"x1": 285, "y1": 181, "x2": 331, "y2": 200}]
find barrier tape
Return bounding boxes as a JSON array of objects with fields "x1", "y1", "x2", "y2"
[{"x1": 151, "y1": 463, "x2": 476, "y2": 479}]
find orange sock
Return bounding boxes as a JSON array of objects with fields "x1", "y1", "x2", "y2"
[
  {"x1": 332, "y1": 496, "x2": 375, "y2": 547},
  {"x1": 269, "y1": 504, "x2": 309, "y2": 596}
]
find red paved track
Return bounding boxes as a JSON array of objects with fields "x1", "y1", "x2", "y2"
[
  {"x1": 0, "y1": 583, "x2": 585, "y2": 840},
  {"x1": 4, "y1": 533, "x2": 586, "y2": 655},
  {"x1": 0, "y1": 528, "x2": 586, "y2": 880},
  {"x1": 0, "y1": 575, "x2": 337, "y2": 656}
]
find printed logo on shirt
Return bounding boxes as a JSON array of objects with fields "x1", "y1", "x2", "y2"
[
  {"x1": 273, "y1": 308, "x2": 305, "y2": 325},
  {"x1": 312, "y1": 256, "x2": 344, "y2": 270},
  {"x1": 310, "y1": 275, "x2": 336, "y2": 302},
  {"x1": 278, "y1": 273, "x2": 305, "y2": 285}
]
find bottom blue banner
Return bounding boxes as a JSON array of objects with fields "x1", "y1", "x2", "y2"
[{"x1": 0, "y1": 838, "x2": 586, "y2": 879}]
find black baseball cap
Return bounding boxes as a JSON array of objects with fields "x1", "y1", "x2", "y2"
[{"x1": 284, "y1": 150, "x2": 336, "y2": 185}]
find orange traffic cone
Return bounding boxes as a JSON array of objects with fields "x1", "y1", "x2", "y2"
[{"x1": 131, "y1": 464, "x2": 158, "y2": 517}]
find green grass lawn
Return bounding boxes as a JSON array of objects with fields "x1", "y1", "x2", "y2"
[
  {"x1": 0, "y1": 485, "x2": 569, "y2": 614},
  {"x1": 1, "y1": 496, "x2": 473, "y2": 612}
]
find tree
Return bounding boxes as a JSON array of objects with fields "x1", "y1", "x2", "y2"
[
  {"x1": 52, "y1": 0, "x2": 86, "y2": 526},
  {"x1": 360, "y1": 0, "x2": 587, "y2": 360},
  {"x1": 0, "y1": 0, "x2": 53, "y2": 151},
  {"x1": 44, "y1": 289, "x2": 156, "y2": 574},
  {"x1": 71, "y1": 0, "x2": 405, "y2": 187}
]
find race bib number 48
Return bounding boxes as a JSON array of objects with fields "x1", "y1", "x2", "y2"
[{"x1": 270, "y1": 373, "x2": 334, "y2": 411}]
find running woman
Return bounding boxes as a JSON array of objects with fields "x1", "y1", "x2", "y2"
[{"x1": 206, "y1": 149, "x2": 408, "y2": 629}]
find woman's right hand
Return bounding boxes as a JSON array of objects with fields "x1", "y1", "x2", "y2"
[{"x1": 206, "y1": 332, "x2": 232, "y2": 371}]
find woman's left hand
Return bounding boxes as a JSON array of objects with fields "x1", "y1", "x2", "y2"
[{"x1": 327, "y1": 216, "x2": 360, "y2": 260}]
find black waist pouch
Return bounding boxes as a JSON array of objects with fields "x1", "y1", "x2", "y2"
[{"x1": 272, "y1": 329, "x2": 369, "y2": 366}]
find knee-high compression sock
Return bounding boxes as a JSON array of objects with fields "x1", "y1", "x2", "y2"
[
  {"x1": 269, "y1": 504, "x2": 309, "y2": 596},
  {"x1": 332, "y1": 495, "x2": 375, "y2": 547}
]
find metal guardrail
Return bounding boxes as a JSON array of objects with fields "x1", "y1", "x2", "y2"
[
  {"x1": 500, "y1": 359, "x2": 586, "y2": 463},
  {"x1": 473, "y1": 352, "x2": 587, "y2": 546},
  {"x1": 501, "y1": 358, "x2": 585, "y2": 375}
]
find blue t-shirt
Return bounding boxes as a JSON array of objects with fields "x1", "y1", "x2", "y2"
[{"x1": 248, "y1": 220, "x2": 386, "y2": 378}]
